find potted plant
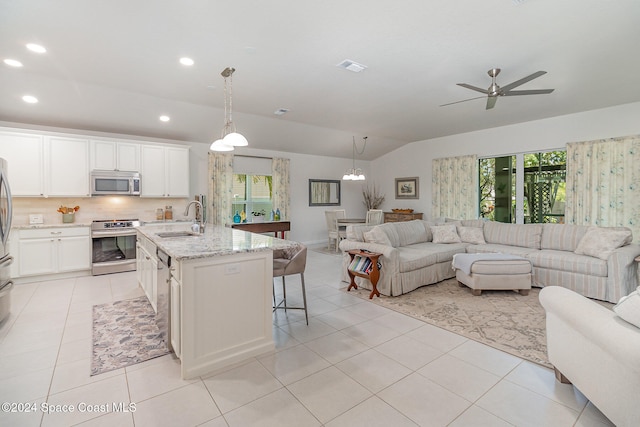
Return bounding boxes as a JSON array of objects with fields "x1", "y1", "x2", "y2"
[
  {"x1": 251, "y1": 210, "x2": 266, "y2": 223},
  {"x1": 362, "y1": 184, "x2": 385, "y2": 210},
  {"x1": 57, "y1": 205, "x2": 80, "y2": 223}
]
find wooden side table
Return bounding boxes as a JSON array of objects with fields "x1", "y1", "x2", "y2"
[{"x1": 346, "y1": 249, "x2": 382, "y2": 299}]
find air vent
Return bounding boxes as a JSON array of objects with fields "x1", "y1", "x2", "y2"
[
  {"x1": 274, "y1": 108, "x2": 290, "y2": 116},
  {"x1": 336, "y1": 59, "x2": 368, "y2": 73}
]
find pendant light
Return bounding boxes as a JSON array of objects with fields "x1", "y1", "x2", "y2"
[
  {"x1": 342, "y1": 136, "x2": 367, "y2": 180},
  {"x1": 210, "y1": 67, "x2": 248, "y2": 151}
]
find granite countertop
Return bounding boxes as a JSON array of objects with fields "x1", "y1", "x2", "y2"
[
  {"x1": 12, "y1": 222, "x2": 92, "y2": 229},
  {"x1": 136, "y1": 223, "x2": 299, "y2": 261}
]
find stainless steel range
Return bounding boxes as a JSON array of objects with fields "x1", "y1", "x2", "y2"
[{"x1": 91, "y1": 219, "x2": 140, "y2": 275}]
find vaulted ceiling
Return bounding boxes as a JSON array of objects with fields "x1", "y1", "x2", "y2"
[{"x1": 2, "y1": 0, "x2": 640, "y2": 160}]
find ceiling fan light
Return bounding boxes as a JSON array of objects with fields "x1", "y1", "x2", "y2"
[
  {"x1": 210, "y1": 139, "x2": 234, "y2": 152},
  {"x1": 223, "y1": 132, "x2": 248, "y2": 147}
]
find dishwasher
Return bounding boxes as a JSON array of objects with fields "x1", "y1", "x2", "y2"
[{"x1": 156, "y1": 248, "x2": 172, "y2": 352}]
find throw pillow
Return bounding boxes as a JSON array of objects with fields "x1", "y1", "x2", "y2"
[
  {"x1": 574, "y1": 226, "x2": 632, "y2": 260},
  {"x1": 613, "y1": 286, "x2": 640, "y2": 329},
  {"x1": 363, "y1": 227, "x2": 392, "y2": 246},
  {"x1": 457, "y1": 226, "x2": 486, "y2": 244},
  {"x1": 430, "y1": 224, "x2": 462, "y2": 244}
]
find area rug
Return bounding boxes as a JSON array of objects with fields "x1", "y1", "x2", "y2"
[
  {"x1": 91, "y1": 296, "x2": 170, "y2": 376},
  {"x1": 348, "y1": 278, "x2": 555, "y2": 367}
]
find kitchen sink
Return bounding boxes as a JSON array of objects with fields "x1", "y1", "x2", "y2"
[{"x1": 156, "y1": 231, "x2": 198, "y2": 238}]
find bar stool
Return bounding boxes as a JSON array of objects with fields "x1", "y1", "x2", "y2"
[{"x1": 273, "y1": 244, "x2": 308, "y2": 325}]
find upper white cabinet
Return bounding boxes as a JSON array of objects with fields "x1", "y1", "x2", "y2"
[
  {"x1": 90, "y1": 140, "x2": 140, "y2": 172},
  {"x1": 141, "y1": 145, "x2": 189, "y2": 197},
  {"x1": 0, "y1": 131, "x2": 45, "y2": 196},
  {"x1": 47, "y1": 136, "x2": 90, "y2": 197}
]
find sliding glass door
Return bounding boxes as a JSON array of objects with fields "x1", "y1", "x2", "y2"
[{"x1": 479, "y1": 150, "x2": 566, "y2": 224}]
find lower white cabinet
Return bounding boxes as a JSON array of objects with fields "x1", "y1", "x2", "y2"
[
  {"x1": 170, "y1": 276, "x2": 181, "y2": 358},
  {"x1": 136, "y1": 234, "x2": 158, "y2": 312},
  {"x1": 17, "y1": 227, "x2": 91, "y2": 277}
]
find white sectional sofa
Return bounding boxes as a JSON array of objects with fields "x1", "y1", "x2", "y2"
[{"x1": 338, "y1": 219, "x2": 640, "y2": 303}]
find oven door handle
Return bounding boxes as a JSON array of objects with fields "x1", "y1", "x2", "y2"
[{"x1": 91, "y1": 230, "x2": 137, "y2": 237}]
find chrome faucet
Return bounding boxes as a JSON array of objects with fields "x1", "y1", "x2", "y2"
[{"x1": 184, "y1": 200, "x2": 205, "y2": 233}]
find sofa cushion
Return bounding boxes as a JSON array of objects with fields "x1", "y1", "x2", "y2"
[
  {"x1": 459, "y1": 219, "x2": 486, "y2": 228},
  {"x1": 376, "y1": 220, "x2": 430, "y2": 247},
  {"x1": 431, "y1": 224, "x2": 462, "y2": 243},
  {"x1": 363, "y1": 228, "x2": 392, "y2": 246},
  {"x1": 483, "y1": 222, "x2": 542, "y2": 249},
  {"x1": 613, "y1": 286, "x2": 640, "y2": 329},
  {"x1": 346, "y1": 224, "x2": 374, "y2": 242},
  {"x1": 527, "y1": 250, "x2": 608, "y2": 277},
  {"x1": 397, "y1": 243, "x2": 467, "y2": 272},
  {"x1": 466, "y1": 243, "x2": 539, "y2": 258},
  {"x1": 574, "y1": 226, "x2": 633, "y2": 260},
  {"x1": 541, "y1": 224, "x2": 589, "y2": 251},
  {"x1": 457, "y1": 226, "x2": 486, "y2": 244}
]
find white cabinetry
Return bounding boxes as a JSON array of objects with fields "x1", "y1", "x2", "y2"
[
  {"x1": 136, "y1": 234, "x2": 158, "y2": 312},
  {"x1": 0, "y1": 131, "x2": 45, "y2": 196},
  {"x1": 170, "y1": 276, "x2": 181, "y2": 358},
  {"x1": 90, "y1": 140, "x2": 140, "y2": 172},
  {"x1": 47, "y1": 136, "x2": 90, "y2": 197},
  {"x1": 17, "y1": 227, "x2": 91, "y2": 277},
  {"x1": 141, "y1": 145, "x2": 189, "y2": 197}
]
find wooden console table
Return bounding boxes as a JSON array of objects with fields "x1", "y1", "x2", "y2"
[
  {"x1": 347, "y1": 249, "x2": 382, "y2": 299},
  {"x1": 384, "y1": 212, "x2": 423, "y2": 222},
  {"x1": 231, "y1": 221, "x2": 290, "y2": 239}
]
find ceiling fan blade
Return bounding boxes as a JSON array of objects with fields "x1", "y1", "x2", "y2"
[
  {"x1": 439, "y1": 95, "x2": 486, "y2": 107},
  {"x1": 486, "y1": 96, "x2": 498, "y2": 110},
  {"x1": 500, "y1": 71, "x2": 547, "y2": 92},
  {"x1": 503, "y1": 89, "x2": 555, "y2": 96},
  {"x1": 457, "y1": 83, "x2": 489, "y2": 94}
]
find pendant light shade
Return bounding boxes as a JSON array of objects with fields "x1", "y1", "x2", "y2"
[
  {"x1": 210, "y1": 139, "x2": 234, "y2": 151},
  {"x1": 209, "y1": 67, "x2": 248, "y2": 152},
  {"x1": 342, "y1": 136, "x2": 367, "y2": 181},
  {"x1": 223, "y1": 132, "x2": 248, "y2": 147}
]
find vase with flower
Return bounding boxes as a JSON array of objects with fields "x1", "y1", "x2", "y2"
[{"x1": 57, "y1": 205, "x2": 80, "y2": 223}]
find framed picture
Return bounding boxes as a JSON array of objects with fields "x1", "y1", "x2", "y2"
[{"x1": 395, "y1": 177, "x2": 419, "y2": 199}]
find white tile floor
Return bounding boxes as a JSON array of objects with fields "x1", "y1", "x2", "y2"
[{"x1": 0, "y1": 246, "x2": 615, "y2": 426}]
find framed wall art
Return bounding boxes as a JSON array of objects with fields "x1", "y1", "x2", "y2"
[{"x1": 395, "y1": 177, "x2": 419, "y2": 199}]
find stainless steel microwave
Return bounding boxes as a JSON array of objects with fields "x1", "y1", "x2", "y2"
[{"x1": 91, "y1": 170, "x2": 141, "y2": 196}]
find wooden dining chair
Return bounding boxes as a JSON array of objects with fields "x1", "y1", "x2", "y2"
[
  {"x1": 325, "y1": 210, "x2": 346, "y2": 251},
  {"x1": 366, "y1": 209, "x2": 384, "y2": 225}
]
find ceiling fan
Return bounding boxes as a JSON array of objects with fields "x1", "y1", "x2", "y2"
[{"x1": 441, "y1": 68, "x2": 554, "y2": 110}]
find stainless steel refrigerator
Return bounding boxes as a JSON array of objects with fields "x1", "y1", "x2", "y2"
[{"x1": 0, "y1": 158, "x2": 14, "y2": 323}]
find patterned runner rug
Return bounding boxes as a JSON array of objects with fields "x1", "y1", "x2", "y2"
[
  {"x1": 348, "y1": 278, "x2": 553, "y2": 367},
  {"x1": 91, "y1": 296, "x2": 170, "y2": 376}
]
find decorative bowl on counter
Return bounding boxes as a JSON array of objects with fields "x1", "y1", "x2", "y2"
[{"x1": 391, "y1": 208, "x2": 414, "y2": 213}]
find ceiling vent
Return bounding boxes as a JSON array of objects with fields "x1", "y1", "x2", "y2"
[
  {"x1": 274, "y1": 108, "x2": 289, "y2": 116},
  {"x1": 336, "y1": 59, "x2": 367, "y2": 73}
]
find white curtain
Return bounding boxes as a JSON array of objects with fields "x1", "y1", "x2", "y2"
[
  {"x1": 271, "y1": 157, "x2": 290, "y2": 219},
  {"x1": 208, "y1": 152, "x2": 234, "y2": 226},
  {"x1": 566, "y1": 135, "x2": 640, "y2": 241},
  {"x1": 432, "y1": 154, "x2": 478, "y2": 220}
]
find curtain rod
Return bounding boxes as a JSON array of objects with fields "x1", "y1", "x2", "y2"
[{"x1": 234, "y1": 154, "x2": 273, "y2": 160}]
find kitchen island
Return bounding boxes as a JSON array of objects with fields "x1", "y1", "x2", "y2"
[{"x1": 136, "y1": 223, "x2": 299, "y2": 379}]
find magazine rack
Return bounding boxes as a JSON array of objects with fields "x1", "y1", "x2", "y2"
[{"x1": 346, "y1": 249, "x2": 382, "y2": 299}]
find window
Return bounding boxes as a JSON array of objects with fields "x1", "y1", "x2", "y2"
[
  {"x1": 479, "y1": 150, "x2": 566, "y2": 224},
  {"x1": 232, "y1": 174, "x2": 273, "y2": 221}
]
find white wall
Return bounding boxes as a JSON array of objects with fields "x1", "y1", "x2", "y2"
[
  {"x1": 370, "y1": 102, "x2": 640, "y2": 220},
  {"x1": 223, "y1": 146, "x2": 370, "y2": 245}
]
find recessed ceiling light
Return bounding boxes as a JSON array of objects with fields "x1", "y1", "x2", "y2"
[
  {"x1": 3, "y1": 59, "x2": 23, "y2": 67},
  {"x1": 22, "y1": 95, "x2": 38, "y2": 104},
  {"x1": 179, "y1": 57, "x2": 194, "y2": 66},
  {"x1": 26, "y1": 43, "x2": 46, "y2": 53},
  {"x1": 274, "y1": 108, "x2": 290, "y2": 116},
  {"x1": 159, "y1": 115, "x2": 170, "y2": 122}
]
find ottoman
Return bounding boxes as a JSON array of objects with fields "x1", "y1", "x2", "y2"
[{"x1": 452, "y1": 253, "x2": 532, "y2": 296}]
